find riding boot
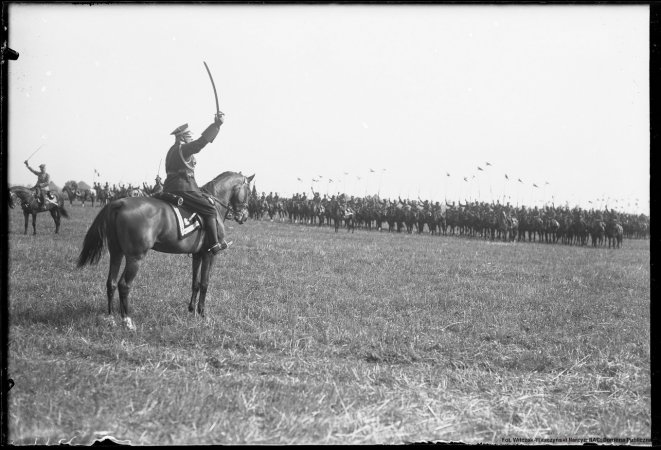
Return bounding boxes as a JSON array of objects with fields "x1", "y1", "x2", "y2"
[
  {"x1": 216, "y1": 219, "x2": 228, "y2": 247},
  {"x1": 204, "y1": 216, "x2": 228, "y2": 255}
]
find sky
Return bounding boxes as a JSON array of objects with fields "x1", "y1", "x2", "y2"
[{"x1": 6, "y1": 4, "x2": 650, "y2": 214}]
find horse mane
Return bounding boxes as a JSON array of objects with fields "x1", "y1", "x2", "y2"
[
  {"x1": 200, "y1": 171, "x2": 244, "y2": 194},
  {"x1": 10, "y1": 186, "x2": 32, "y2": 199}
]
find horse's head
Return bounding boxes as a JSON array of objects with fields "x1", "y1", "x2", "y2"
[
  {"x1": 203, "y1": 172, "x2": 255, "y2": 224},
  {"x1": 9, "y1": 186, "x2": 32, "y2": 205},
  {"x1": 229, "y1": 174, "x2": 254, "y2": 224}
]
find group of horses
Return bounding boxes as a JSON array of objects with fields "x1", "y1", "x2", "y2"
[
  {"x1": 8, "y1": 182, "x2": 154, "y2": 234},
  {"x1": 10, "y1": 172, "x2": 255, "y2": 331},
  {"x1": 9, "y1": 177, "x2": 639, "y2": 331},
  {"x1": 248, "y1": 196, "x2": 355, "y2": 233},
  {"x1": 62, "y1": 182, "x2": 159, "y2": 208},
  {"x1": 247, "y1": 194, "x2": 639, "y2": 249}
]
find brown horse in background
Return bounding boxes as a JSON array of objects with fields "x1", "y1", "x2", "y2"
[
  {"x1": 9, "y1": 186, "x2": 69, "y2": 234},
  {"x1": 77, "y1": 171, "x2": 254, "y2": 330}
]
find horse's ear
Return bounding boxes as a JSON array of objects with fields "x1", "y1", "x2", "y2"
[{"x1": 246, "y1": 174, "x2": 255, "y2": 183}]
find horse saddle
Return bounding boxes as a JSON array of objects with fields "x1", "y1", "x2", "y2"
[
  {"x1": 35, "y1": 190, "x2": 55, "y2": 204},
  {"x1": 169, "y1": 203, "x2": 202, "y2": 239},
  {"x1": 153, "y1": 192, "x2": 202, "y2": 239}
]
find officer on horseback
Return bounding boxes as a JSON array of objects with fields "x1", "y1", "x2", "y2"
[
  {"x1": 24, "y1": 161, "x2": 51, "y2": 207},
  {"x1": 163, "y1": 112, "x2": 228, "y2": 255}
]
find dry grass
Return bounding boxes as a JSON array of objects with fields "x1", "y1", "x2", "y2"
[{"x1": 6, "y1": 207, "x2": 650, "y2": 445}]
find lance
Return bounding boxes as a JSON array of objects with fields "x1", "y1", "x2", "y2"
[
  {"x1": 203, "y1": 61, "x2": 221, "y2": 115},
  {"x1": 25, "y1": 144, "x2": 44, "y2": 163}
]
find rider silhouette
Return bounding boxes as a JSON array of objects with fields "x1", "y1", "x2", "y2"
[
  {"x1": 24, "y1": 161, "x2": 51, "y2": 207},
  {"x1": 163, "y1": 113, "x2": 228, "y2": 255},
  {"x1": 152, "y1": 175, "x2": 163, "y2": 195}
]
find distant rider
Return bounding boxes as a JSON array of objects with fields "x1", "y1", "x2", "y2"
[
  {"x1": 153, "y1": 175, "x2": 164, "y2": 195},
  {"x1": 24, "y1": 161, "x2": 51, "y2": 207}
]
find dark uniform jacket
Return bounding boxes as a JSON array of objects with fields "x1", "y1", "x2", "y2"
[
  {"x1": 164, "y1": 140, "x2": 205, "y2": 192},
  {"x1": 163, "y1": 123, "x2": 219, "y2": 193},
  {"x1": 28, "y1": 167, "x2": 50, "y2": 190}
]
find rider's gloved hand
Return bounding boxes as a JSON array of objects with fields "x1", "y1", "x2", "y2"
[{"x1": 214, "y1": 112, "x2": 224, "y2": 126}]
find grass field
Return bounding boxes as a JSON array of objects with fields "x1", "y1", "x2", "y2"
[{"x1": 6, "y1": 204, "x2": 650, "y2": 445}]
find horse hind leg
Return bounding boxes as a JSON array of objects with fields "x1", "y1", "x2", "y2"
[
  {"x1": 117, "y1": 256, "x2": 142, "y2": 331},
  {"x1": 189, "y1": 254, "x2": 203, "y2": 314},
  {"x1": 106, "y1": 250, "x2": 124, "y2": 325}
]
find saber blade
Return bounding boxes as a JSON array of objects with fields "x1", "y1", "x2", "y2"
[
  {"x1": 26, "y1": 144, "x2": 44, "y2": 161},
  {"x1": 203, "y1": 61, "x2": 220, "y2": 114}
]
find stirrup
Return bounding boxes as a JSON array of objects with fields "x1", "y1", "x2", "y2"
[
  {"x1": 208, "y1": 241, "x2": 231, "y2": 255},
  {"x1": 208, "y1": 243, "x2": 223, "y2": 255}
]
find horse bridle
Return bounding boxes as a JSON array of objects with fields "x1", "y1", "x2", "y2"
[{"x1": 204, "y1": 179, "x2": 250, "y2": 221}]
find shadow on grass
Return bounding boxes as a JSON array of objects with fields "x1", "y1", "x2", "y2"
[{"x1": 12, "y1": 300, "x2": 101, "y2": 328}]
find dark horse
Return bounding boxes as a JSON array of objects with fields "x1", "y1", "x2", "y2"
[
  {"x1": 333, "y1": 203, "x2": 355, "y2": 233},
  {"x1": 77, "y1": 171, "x2": 254, "y2": 330},
  {"x1": 9, "y1": 186, "x2": 69, "y2": 234},
  {"x1": 62, "y1": 185, "x2": 95, "y2": 207},
  {"x1": 497, "y1": 210, "x2": 518, "y2": 242}
]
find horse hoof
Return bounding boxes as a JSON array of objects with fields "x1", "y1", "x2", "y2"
[
  {"x1": 123, "y1": 317, "x2": 136, "y2": 331},
  {"x1": 97, "y1": 315, "x2": 116, "y2": 327}
]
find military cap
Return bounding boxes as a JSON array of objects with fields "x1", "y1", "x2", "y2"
[
  {"x1": 39, "y1": 164, "x2": 46, "y2": 168},
  {"x1": 170, "y1": 124, "x2": 190, "y2": 136}
]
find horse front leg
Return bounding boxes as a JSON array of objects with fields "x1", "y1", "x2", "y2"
[
  {"x1": 117, "y1": 256, "x2": 143, "y2": 331},
  {"x1": 189, "y1": 253, "x2": 203, "y2": 314},
  {"x1": 197, "y1": 254, "x2": 217, "y2": 317},
  {"x1": 50, "y1": 209, "x2": 60, "y2": 233},
  {"x1": 31, "y1": 213, "x2": 37, "y2": 235},
  {"x1": 23, "y1": 211, "x2": 29, "y2": 234}
]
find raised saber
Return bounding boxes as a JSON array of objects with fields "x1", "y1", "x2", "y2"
[
  {"x1": 25, "y1": 144, "x2": 44, "y2": 163},
  {"x1": 203, "y1": 61, "x2": 220, "y2": 115}
]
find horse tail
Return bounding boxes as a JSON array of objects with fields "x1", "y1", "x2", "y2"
[
  {"x1": 77, "y1": 203, "x2": 111, "y2": 267},
  {"x1": 58, "y1": 204, "x2": 69, "y2": 219}
]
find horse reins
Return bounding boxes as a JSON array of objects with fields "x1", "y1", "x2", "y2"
[{"x1": 203, "y1": 185, "x2": 248, "y2": 221}]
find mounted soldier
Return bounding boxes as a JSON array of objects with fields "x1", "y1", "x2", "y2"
[
  {"x1": 24, "y1": 161, "x2": 52, "y2": 207},
  {"x1": 311, "y1": 188, "x2": 321, "y2": 205},
  {"x1": 163, "y1": 112, "x2": 228, "y2": 255},
  {"x1": 152, "y1": 174, "x2": 164, "y2": 195},
  {"x1": 605, "y1": 206, "x2": 620, "y2": 225}
]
